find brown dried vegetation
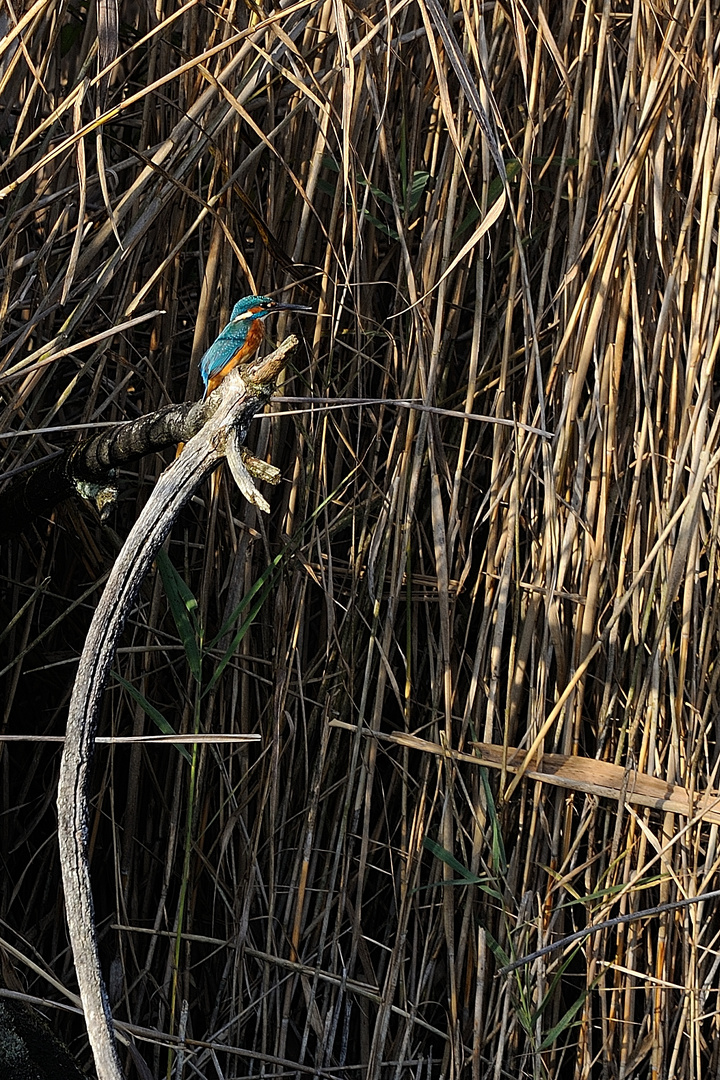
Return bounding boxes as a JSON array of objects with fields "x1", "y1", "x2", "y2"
[{"x1": 2, "y1": 0, "x2": 720, "y2": 1077}]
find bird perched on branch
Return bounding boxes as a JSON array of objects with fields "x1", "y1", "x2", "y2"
[{"x1": 200, "y1": 294, "x2": 313, "y2": 398}]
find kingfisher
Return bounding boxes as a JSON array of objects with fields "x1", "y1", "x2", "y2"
[{"x1": 200, "y1": 294, "x2": 313, "y2": 398}]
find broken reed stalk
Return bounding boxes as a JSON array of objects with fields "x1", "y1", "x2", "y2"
[{"x1": 56, "y1": 346, "x2": 293, "y2": 1080}]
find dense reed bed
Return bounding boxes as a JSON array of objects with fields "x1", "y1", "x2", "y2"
[{"x1": 2, "y1": 0, "x2": 720, "y2": 1077}]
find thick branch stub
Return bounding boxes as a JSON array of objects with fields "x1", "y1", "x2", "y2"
[{"x1": 0, "y1": 335, "x2": 299, "y2": 536}]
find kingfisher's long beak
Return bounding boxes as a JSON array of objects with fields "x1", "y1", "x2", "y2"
[{"x1": 271, "y1": 302, "x2": 314, "y2": 313}]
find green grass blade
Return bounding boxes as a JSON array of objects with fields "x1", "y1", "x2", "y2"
[
  {"x1": 112, "y1": 672, "x2": 192, "y2": 763},
  {"x1": 538, "y1": 973, "x2": 603, "y2": 1051},
  {"x1": 205, "y1": 576, "x2": 276, "y2": 695},
  {"x1": 156, "y1": 549, "x2": 202, "y2": 682},
  {"x1": 422, "y1": 836, "x2": 503, "y2": 898}
]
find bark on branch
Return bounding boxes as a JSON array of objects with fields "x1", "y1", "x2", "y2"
[
  {"x1": 55, "y1": 337, "x2": 297, "y2": 1080},
  {"x1": 0, "y1": 336, "x2": 296, "y2": 537}
]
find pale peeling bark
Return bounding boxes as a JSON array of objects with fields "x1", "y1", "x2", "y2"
[{"x1": 56, "y1": 339, "x2": 297, "y2": 1080}]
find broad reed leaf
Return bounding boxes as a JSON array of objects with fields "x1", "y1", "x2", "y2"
[{"x1": 156, "y1": 549, "x2": 202, "y2": 682}]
